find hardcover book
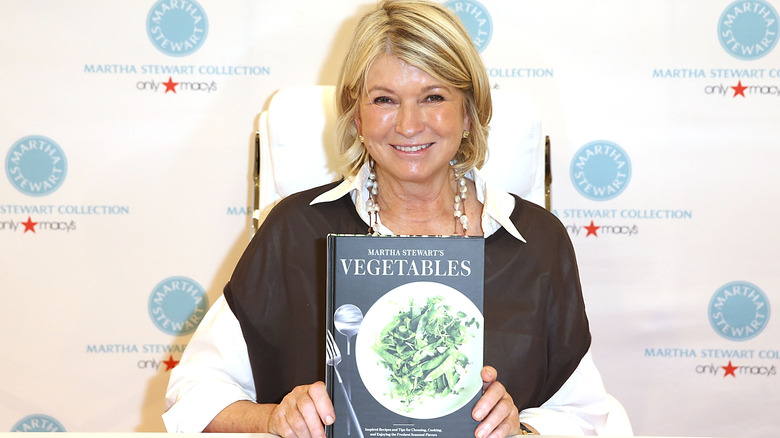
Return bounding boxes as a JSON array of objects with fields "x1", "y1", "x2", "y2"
[{"x1": 326, "y1": 234, "x2": 485, "y2": 438}]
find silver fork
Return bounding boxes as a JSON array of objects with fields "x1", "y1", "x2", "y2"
[{"x1": 326, "y1": 329, "x2": 364, "y2": 438}]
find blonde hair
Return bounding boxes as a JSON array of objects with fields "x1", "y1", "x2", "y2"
[{"x1": 335, "y1": 0, "x2": 492, "y2": 177}]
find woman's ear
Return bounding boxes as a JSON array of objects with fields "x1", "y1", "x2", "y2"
[
  {"x1": 462, "y1": 101, "x2": 471, "y2": 132},
  {"x1": 353, "y1": 111, "x2": 362, "y2": 136},
  {"x1": 462, "y1": 112, "x2": 471, "y2": 134}
]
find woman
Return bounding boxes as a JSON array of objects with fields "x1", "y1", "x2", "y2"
[{"x1": 164, "y1": 1, "x2": 609, "y2": 436}]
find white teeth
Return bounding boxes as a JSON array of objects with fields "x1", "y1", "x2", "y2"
[{"x1": 394, "y1": 143, "x2": 432, "y2": 152}]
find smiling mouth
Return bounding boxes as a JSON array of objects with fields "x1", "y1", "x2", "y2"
[{"x1": 392, "y1": 143, "x2": 433, "y2": 152}]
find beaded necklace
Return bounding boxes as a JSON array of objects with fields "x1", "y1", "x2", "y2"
[{"x1": 364, "y1": 159, "x2": 470, "y2": 236}]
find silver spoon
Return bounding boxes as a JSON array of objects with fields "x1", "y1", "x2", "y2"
[
  {"x1": 334, "y1": 304, "x2": 364, "y2": 436},
  {"x1": 334, "y1": 304, "x2": 363, "y2": 356}
]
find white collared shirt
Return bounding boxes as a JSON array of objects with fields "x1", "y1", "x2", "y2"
[{"x1": 163, "y1": 166, "x2": 610, "y2": 435}]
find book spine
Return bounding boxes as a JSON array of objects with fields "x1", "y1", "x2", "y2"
[{"x1": 324, "y1": 234, "x2": 336, "y2": 438}]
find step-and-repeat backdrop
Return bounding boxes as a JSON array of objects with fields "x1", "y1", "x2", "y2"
[{"x1": 2, "y1": 1, "x2": 778, "y2": 436}]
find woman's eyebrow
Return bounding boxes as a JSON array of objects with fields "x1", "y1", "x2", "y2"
[{"x1": 366, "y1": 84, "x2": 450, "y2": 94}]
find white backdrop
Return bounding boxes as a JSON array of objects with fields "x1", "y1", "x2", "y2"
[{"x1": 1, "y1": 1, "x2": 778, "y2": 436}]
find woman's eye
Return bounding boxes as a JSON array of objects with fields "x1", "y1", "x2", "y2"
[
  {"x1": 372, "y1": 96, "x2": 394, "y2": 104},
  {"x1": 425, "y1": 94, "x2": 445, "y2": 102}
]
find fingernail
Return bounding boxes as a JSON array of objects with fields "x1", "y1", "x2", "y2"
[
  {"x1": 325, "y1": 415, "x2": 334, "y2": 425},
  {"x1": 473, "y1": 409, "x2": 482, "y2": 419}
]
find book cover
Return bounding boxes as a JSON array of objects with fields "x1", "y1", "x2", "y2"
[{"x1": 326, "y1": 234, "x2": 485, "y2": 438}]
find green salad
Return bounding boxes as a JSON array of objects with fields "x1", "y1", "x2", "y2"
[{"x1": 372, "y1": 295, "x2": 479, "y2": 410}]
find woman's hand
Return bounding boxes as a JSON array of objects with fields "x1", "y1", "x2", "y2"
[
  {"x1": 268, "y1": 381, "x2": 335, "y2": 438},
  {"x1": 472, "y1": 366, "x2": 530, "y2": 438}
]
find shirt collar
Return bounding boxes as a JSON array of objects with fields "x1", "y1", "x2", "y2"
[{"x1": 310, "y1": 163, "x2": 526, "y2": 242}]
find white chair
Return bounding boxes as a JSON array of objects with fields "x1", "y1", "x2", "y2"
[{"x1": 252, "y1": 85, "x2": 549, "y2": 233}]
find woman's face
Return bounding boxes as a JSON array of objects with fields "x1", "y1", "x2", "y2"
[{"x1": 354, "y1": 54, "x2": 470, "y2": 187}]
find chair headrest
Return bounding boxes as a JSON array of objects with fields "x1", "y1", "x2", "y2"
[
  {"x1": 266, "y1": 86, "x2": 341, "y2": 198},
  {"x1": 480, "y1": 90, "x2": 544, "y2": 205}
]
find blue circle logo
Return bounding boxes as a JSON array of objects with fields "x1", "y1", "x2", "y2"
[
  {"x1": 709, "y1": 281, "x2": 770, "y2": 341},
  {"x1": 5, "y1": 135, "x2": 67, "y2": 197},
  {"x1": 718, "y1": 0, "x2": 779, "y2": 60},
  {"x1": 444, "y1": 0, "x2": 493, "y2": 53},
  {"x1": 11, "y1": 414, "x2": 66, "y2": 432},
  {"x1": 570, "y1": 140, "x2": 631, "y2": 201},
  {"x1": 149, "y1": 276, "x2": 209, "y2": 336},
  {"x1": 147, "y1": 0, "x2": 209, "y2": 57}
]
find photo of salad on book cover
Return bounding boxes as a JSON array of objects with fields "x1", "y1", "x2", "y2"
[{"x1": 356, "y1": 282, "x2": 483, "y2": 419}]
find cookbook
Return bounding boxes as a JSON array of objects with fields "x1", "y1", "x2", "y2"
[{"x1": 325, "y1": 234, "x2": 485, "y2": 438}]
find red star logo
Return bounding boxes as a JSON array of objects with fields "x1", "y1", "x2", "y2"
[
  {"x1": 162, "y1": 355, "x2": 180, "y2": 371},
  {"x1": 163, "y1": 76, "x2": 179, "y2": 93},
  {"x1": 584, "y1": 220, "x2": 600, "y2": 237},
  {"x1": 731, "y1": 80, "x2": 747, "y2": 98},
  {"x1": 22, "y1": 216, "x2": 38, "y2": 233},
  {"x1": 722, "y1": 360, "x2": 738, "y2": 377}
]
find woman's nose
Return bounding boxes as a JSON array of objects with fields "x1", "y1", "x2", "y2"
[{"x1": 395, "y1": 102, "x2": 425, "y2": 137}]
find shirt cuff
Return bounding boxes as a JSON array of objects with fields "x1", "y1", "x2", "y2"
[
  {"x1": 519, "y1": 407, "x2": 599, "y2": 436},
  {"x1": 518, "y1": 350, "x2": 609, "y2": 435},
  {"x1": 163, "y1": 381, "x2": 254, "y2": 432}
]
